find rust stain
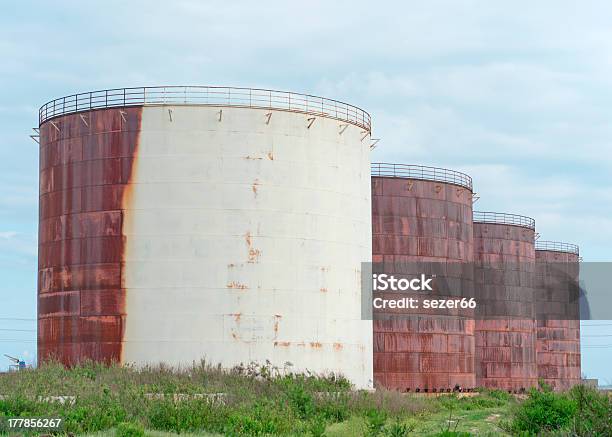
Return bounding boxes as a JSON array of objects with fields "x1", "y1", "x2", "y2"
[
  {"x1": 274, "y1": 341, "x2": 291, "y2": 347},
  {"x1": 38, "y1": 107, "x2": 143, "y2": 366},
  {"x1": 245, "y1": 232, "x2": 261, "y2": 263},
  {"x1": 248, "y1": 249, "x2": 261, "y2": 263},
  {"x1": 227, "y1": 281, "x2": 248, "y2": 290},
  {"x1": 310, "y1": 342, "x2": 323, "y2": 349},
  {"x1": 320, "y1": 287, "x2": 328, "y2": 293},
  {"x1": 333, "y1": 343, "x2": 343, "y2": 351},
  {"x1": 267, "y1": 151, "x2": 274, "y2": 160},
  {"x1": 252, "y1": 178, "x2": 260, "y2": 197},
  {"x1": 230, "y1": 313, "x2": 242, "y2": 322}
]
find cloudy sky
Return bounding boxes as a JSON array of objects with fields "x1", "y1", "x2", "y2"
[{"x1": 1, "y1": 0, "x2": 610, "y2": 382}]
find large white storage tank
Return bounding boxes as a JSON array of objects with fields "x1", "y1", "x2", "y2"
[{"x1": 37, "y1": 87, "x2": 374, "y2": 388}]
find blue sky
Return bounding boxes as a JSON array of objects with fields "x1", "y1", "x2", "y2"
[{"x1": 1, "y1": 1, "x2": 611, "y2": 382}]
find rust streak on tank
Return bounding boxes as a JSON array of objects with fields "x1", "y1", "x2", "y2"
[
  {"x1": 37, "y1": 107, "x2": 143, "y2": 366},
  {"x1": 252, "y1": 178, "x2": 260, "y2": 197},
  {"x1": 245, "y1": 231, "x2": 261, "y2": 263}
]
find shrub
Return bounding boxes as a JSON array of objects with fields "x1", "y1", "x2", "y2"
[
  {"x1": 365, "y1": 408, "x2": 388, "y2": 436},
  {"x1": 286, "y1": 382, "x2": 316, "y2": 419},
  {"x1": 308, "y1": 415, "x2": 327, "y2": 437},
  {"x1": 571, "y1": 384, "x2": 612, "y2": 436},
  {"x1": 505, "y1": 386, "x2": 577, "y2": 434},
  {"x1": 384, "y1": 419, "x2": 415, "y2": 437},
  {"x1": 146, "y1": 399, "x2": 227, "y2": 433},
  {"x1": 223, "y1": 400, "x2": 295, "y2": 436},
  {"x1": 115, "y1": 421, "x2": 145, "y2": 437}
]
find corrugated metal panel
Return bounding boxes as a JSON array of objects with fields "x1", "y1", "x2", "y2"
[
  {"x1": 535, "y1": 249, "x2": 581, "y2": 391},
  {"x1": 372, "y1": 174, "x2": 475, "y2": 391},
  {"x1": 37, "y1": 107, "x2": 143, "y2": 365},
  {"x1": 473, "y1": 221, "x2": 538, "y2": 392}
]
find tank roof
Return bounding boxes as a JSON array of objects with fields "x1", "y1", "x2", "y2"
[
  {"x1": 473, "y1": 211, "x2": 535, "y2": 230},
  {"x1": 39, "y1": 85, "x2": 371, "y2": 131},
  {"x1": 535, "y1": 240, "x2": 579, "y2": 255},
  {"x1": 371, "y1": 162, "x2": 473, "y2": 191}
]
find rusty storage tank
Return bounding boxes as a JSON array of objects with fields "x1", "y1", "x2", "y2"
[
  {"x1": 473, "y1": 212, "x2": 538, "y2": 392},
  {"x1": 372, "y1": 163, "x2": 475, "y2": 392},
  {"x1": 37, "y1": 86, "x2": 374, "y2": 388},
  {"x1": 535, "y1": 241, "x2": 581, "y2": 391}
]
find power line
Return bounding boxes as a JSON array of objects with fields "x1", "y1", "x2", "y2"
[
  {"x1": 0, "y1": 339, "x2": 36, "y2": 343},
  {"x1": 0, "y1": 317, "x2": 36, "y2": 322},
  {"x1": 0, "y1": 328, "x2": 35, "y2": 332}
]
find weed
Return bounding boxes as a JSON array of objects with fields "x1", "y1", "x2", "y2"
[
  {"x1": 308, "y1": 415, "x2": 327, "y2": 437},
  {"x1": 384, "y1": 418, "x2": 415, "y2": 437},
  {"x1": 365, "y1": 409, "x2": 388, "y2": 436},
  {"x1": 115, "y1": 422, "x2": 145, "y2": 437}
]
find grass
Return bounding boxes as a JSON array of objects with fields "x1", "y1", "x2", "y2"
[{"x1": 0, "y1": 361, "x2": 560, "y2": 436}]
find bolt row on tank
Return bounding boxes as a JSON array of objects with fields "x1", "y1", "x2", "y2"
[{"x1": 36, "y1": 86, "x2": 579, "y2": 392}]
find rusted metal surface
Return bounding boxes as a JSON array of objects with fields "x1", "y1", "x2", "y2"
[
  {"x1": 38, "y1": 107, "x2": 143, "y2": 365},
  {"x1": 372, "y1": 168, "x2": 476, "y2": 392},
  {"x1": 473, "y1": 216, "x2": 538, "y2": 392},
  {"x1": 535, "y1": 246, "x2": 581, "y2": 391}
]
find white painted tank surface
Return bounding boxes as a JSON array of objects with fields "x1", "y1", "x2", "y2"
[{"x1": 54, "y1": 88, "x2": 375, "y2": 388}]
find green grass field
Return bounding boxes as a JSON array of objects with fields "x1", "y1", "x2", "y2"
[{"x1": 0, "y1": 361, "x2": 609, "y2": 436}]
